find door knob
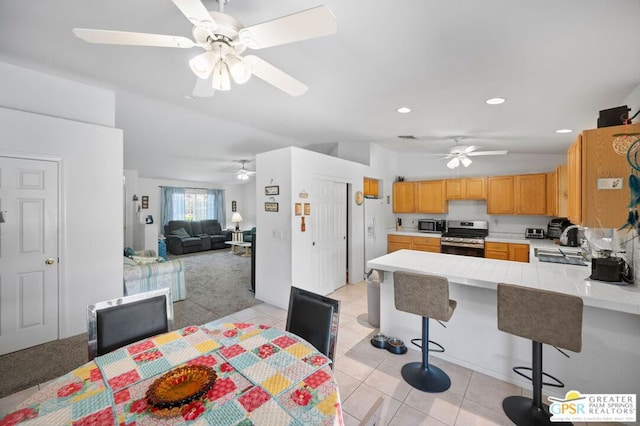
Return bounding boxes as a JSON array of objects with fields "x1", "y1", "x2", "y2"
[{"x1": 45, "y1": 258, "x2": 55, "y2": 265}]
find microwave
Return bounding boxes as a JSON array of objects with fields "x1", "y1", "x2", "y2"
[{"x1": 417, "y1": 219, "x2": 445, "y2": 233}]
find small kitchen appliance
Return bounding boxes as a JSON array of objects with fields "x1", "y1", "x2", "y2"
[
  {"x1": 591, "y1": 257, "x2": 624, "y2": 282},
  {"x1": 418, "y1": 218, "x2": 446, "y2": 233},
  {"x1": 525, "y1": 228, "x2": 545, "y2": 239},
  {"x1": 547, "y1": 218, "x2": 572, "y2": 239}
]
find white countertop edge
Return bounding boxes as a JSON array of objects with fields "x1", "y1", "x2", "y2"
[{"x1": 367, "y1": 250, "x2": 640, "y2": 315}]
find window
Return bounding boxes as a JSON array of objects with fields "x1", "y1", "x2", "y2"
[
  {"x1": 184, "y1": 189, "x2": 207, "y2": 221},
  {"x1": 161, "y1": 186, "x2": 226, "y2": 228}
]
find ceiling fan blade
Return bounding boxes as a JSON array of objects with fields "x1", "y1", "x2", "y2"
[
  {"x1": 73, "y1": 28, "x2": 195, "y2": 48},
  {"x1": 171, "y1": 0, "x2": 217, "y2": 32},
  {"x1": 466, "y1": 150, "x2": 508, "y2": 156},
  {"x1": 239, "y1": 6, "x2": 337, "y2": 50},
  {"x1": 461, "y1": 145, "x2": 477, "y2": 154},
  {"x1": 192, "y1": 77, "x2": 215, "y2": 98},
  {"x1": 243, "y1": 55, "x2": 308, "y2": 97}
]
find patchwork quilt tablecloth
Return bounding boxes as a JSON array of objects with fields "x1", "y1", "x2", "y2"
[{"x1": 1, "y1": 324, "x2": 343, "y2": 426}]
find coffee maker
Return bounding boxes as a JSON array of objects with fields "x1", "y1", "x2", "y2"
[{"x1": 547, "y1": 218, "x2": 572, "y2": 240}]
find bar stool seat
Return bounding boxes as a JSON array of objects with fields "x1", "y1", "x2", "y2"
[
  {"x1": 497, "y1": 283, "x2": 583, "y2": 426},
  {"x1": 394, "y1": 271, "x2": 456, "y2": 393}
]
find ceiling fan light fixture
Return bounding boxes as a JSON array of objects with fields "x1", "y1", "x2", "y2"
[
  {"x1": 212, "y1": 59, "x2": 231, "y2": 91},
  {"x1": 446, "y1": 157, "x2": 460, "y2": 169},
  {"x1": 460, "y1": 156, "x2": 472, "y2": 167},
  {"x1": 189, "y1": 52, "x2": 215, "y2": 79},
  {"x1": 226, "y1": 55, "x2": 252, "y2": 84},
  {"x1": 237, "y1": 173, "x2": 250, "y2": 180}
]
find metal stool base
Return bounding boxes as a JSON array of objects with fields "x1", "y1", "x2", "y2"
[
  {"x1": 503, "y1": 396, "x2": 572, "y2": 426},
  {"x1": 401, "y1": 362, "x2": 451, "y2": 393}
]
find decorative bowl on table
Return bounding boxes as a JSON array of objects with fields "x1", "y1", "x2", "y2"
[{"x1": 145, "y1": 365, "x2": 217, "y2": 414}]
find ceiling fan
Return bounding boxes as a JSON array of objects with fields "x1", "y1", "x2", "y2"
[
  {"x1": 236, "y1": 160, "x2": 256, "y2": 180},
  {"x1": 444, "y1": 138, "x2": 508, "y2": 169},
  {"x1": 72, "y1": 0, "x2": 337, "y2": 97}
]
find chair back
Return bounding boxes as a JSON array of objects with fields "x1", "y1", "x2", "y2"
[
  {"x1": 497, "y1": 283, "x2": 583, "y2": 352},
  {"x1": 286, "y1": 286, "x2": 340, "y2": 363},
  {"x1": 87, "y1": 287, "x2": 174, "y2": 360},
  {"x1": 393, "y1": 271, "x2": 455, "y2": 321}
]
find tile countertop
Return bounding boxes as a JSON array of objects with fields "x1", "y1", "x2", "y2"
[{"x1": 367, "y1": 249, "x2": 640, "y2": 315}]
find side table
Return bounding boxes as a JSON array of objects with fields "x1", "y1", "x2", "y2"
[{"x1": 232, "y1": 230, "x2": 244, "y2": 242}]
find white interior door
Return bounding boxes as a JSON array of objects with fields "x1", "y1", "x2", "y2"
[
  {"x1": 312, "y1": 179, "x2": 347, "y2": 295},
  {"x1": 0, "y1": 156, "x2": 59, "y2": 355}
]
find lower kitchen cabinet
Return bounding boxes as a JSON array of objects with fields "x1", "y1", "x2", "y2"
[
  {"x1": 387, "y1": 234, "x2": 412, "y2": 253},
  {"x1": 387, "y1": 234, "x2": 441, "y2": 253},
  {"x1": 411, "y1": 236, "x2": 441, "y2": 253},
  {"x1": 485, "y1": 241, "x2": 529, "y2": 263}
]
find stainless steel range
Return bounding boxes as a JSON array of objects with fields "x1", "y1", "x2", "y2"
[{"x1": 441, "y1": 220, "x2": 488, "y2": 257}]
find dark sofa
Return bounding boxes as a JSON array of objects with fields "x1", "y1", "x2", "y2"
[{"x1": 164, "y1": 220, "x2": 232, "y2": 255}]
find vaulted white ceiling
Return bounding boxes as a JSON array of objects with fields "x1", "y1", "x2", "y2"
[{"x1": 1, "y1": 0, "x2": 639, "y2": 183}]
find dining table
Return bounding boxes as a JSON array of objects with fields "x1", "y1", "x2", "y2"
[{"x1": 0, "y1": 322, "x2": 344, "y2": 425}]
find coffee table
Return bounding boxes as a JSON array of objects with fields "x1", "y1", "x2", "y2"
[{"x1": 225, "y1": 240, "x2": 251, "y2": 256}]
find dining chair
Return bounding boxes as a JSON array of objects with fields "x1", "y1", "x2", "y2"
[
  {"x1": 87, "y1": 287, "x2": 174, "y2": 360},
  {"x1": 286, "y1": 286, "x2": 340, "y2": 364}
]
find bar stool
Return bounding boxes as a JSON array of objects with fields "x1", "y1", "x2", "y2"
[
  {"x1": 393, "y1": 271, "x2": 456, "y2": 393},
  {"x1": 497, "y1": 283, "x2": 583, "y2": 426}
]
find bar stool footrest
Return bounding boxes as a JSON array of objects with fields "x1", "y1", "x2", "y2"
[
  {"x1": 410, "y1": 338, "x2": 445, "y2": 353},
  {"x1": 512, "y1": 366, "x2": 565, "y2": 388}
]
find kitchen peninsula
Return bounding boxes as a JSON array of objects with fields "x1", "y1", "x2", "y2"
[{"x1": 367, "y1": 249, "x2": 640, "y2": 397}]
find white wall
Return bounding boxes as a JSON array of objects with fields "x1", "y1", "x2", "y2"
[
  {"x1": 254, "y1": 148, "x2": 294, "y2": 308},
  {"x1": 0, "y1": 61, "x2": 122, "y2": 339},
  {"x1": 624, "y1": 83, "x2": 640, "y2": 120},
  {"x1": 0, "y1": 61, "x2": 115, "y2": 127},
  {"x1": 254, "y1": 145, "x2": 400, "y2": 308}
]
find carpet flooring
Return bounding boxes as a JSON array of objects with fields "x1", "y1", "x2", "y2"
[{"x1": 0, "y1": 248, "x2": 259, "y2": 399}]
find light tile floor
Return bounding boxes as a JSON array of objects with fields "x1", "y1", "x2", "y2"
[{"x1": 0, "y1": 281, "x2": 623, "y2": 425}]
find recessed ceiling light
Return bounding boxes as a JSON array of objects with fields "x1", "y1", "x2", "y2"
[
  {"x1": 555, "y1": 129, "x2": 573, "y2": 134},
  {"x1": 485, "y1": 97, "x2": 506, "y2": 105},
  {"x1": 397, "y1": 107, "x2": 411, "y2": 114}
]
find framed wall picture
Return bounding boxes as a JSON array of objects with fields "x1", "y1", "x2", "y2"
[
  {"x1": 304, "y1": 203, "x2": 310, "y2": 216},
  {"x1": 141, "y1": 195, "x2": 149, "y2": 209},
  {"x1": 232, "y1": 200, "x2": 237, "y2": 212},
  {"x1": 265, "y1": 185, "x2": 279, "y2": 196},
  {"x1": 265, "y1": 202, "x2": 279, "y2": 212},
  {"x1": 295, "y1": 203, "x2": 302, "y2": 216}
]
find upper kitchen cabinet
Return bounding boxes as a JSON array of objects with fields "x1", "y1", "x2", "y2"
[
  {"x1": 488, "y1": 173, "x2": 547, "y2": 215},
  {"x1": 487, "y1": 176, "x2": 515, "y2": 214},
  {"x1": 547, "y1": 165, "x2": 568, "y2": 217},
  {"x1": 393, "y1": 182, "x2": 416, "y2": 213},
  {"x1": 364, "y1": 177, "x2": 379, "y2": 198},
  {"x1": 515, "y1": 173, "x2": 546, "y2": 215},
  {"x1": 567, "y1": 123, "x2": 639, "y2": 228},
  {"x1": 417, "y1": 180, "x2": 447, "y2": 213},
  {"x1": 445, "y1": 177, "x2": 486, "y2": 200}
]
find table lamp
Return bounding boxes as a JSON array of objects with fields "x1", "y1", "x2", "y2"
[{"x1": 231, "y1": 212, "x2": 243, "y2": 231}]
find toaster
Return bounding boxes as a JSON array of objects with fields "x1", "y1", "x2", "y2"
[{"x1": 525, "y1": 228, "x2": 545, "y2": 239}]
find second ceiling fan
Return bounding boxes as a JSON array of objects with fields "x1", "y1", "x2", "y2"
[
  {"x1": 444, "y1": 138, "x2": 507, "y2": 169},
  {"x1": 73, "y1": 0, "x2": 337, "y2": 97}
]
